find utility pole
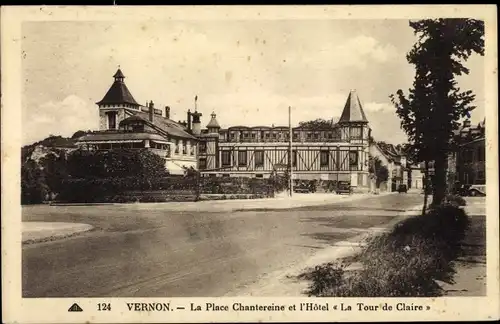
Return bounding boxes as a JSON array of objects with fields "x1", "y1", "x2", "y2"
[{"x1": 289, "y1": 106, "x2": 293, "y2": 197}]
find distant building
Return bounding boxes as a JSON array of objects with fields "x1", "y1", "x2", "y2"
[
  {"x1": 449, "y1": 119, "x2": 486, "y2": 185},
  {"x1": 76, "y1": 69, "x2": 198, "y2": 175},
  {"x1": 369, "y1": 142, "x2": 408, "y2": 192}
]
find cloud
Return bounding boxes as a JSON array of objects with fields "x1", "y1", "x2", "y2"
[
  {"x1": 288, "y1": 35, "x2": 399, "y2": 70},
  {"x1": 23, "y1": 95, "x2": 99, "y2": 145},
  {"x1": 364, "y1": 102, "x2": 395, "y2": 113}
]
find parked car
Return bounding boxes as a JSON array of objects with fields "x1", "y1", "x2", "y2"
[
  {"x1": 293, "y1": 183, "x2": 311, "y2": 193},
  {"x1": 336, "y1": 181, "x2": 353, "y2": 195},
  {"x1": 397, "y1": 184, "x2": 408, "y2": 193},
  {"x1": 468, "y1": 184, "x2": 486, "y2": 196},
  {"x1": 454, "y1": 184, "x2": 485, "y2": 197}
]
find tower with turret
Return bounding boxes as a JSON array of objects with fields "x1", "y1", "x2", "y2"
[
  {"x1": 337, "y1": 90, "x2": 371, "y2": 190},
  {"x1": 97, "y1": 68, "x2": 140, "y2": 131}
]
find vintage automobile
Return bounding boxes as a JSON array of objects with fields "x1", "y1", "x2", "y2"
[
  {"x1": 454, "y1": 184, "x2": 486, "y2": 197},
  {"x1": 293, "y1": 183, "x2": 311, "y2": 193},
  {"x1": 335, "y1": 181, "x2": 353, "y2": 195},
  {"x1": 468, "y1": 184, "x2": 486, "y2": 196},
  {"x1": 397, "y1": 184, "x2": 408, "y2": 193}
]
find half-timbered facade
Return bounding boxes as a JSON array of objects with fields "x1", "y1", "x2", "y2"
[{"x1": 198, "y1": 90, "x2": 372, "y2": 190}]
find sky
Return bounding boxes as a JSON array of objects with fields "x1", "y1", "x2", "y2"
[{"x1": 21, "y1": 19, "x2": 485, "y2": 145}]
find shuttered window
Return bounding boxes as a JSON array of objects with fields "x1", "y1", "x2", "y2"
[
  {"x1": 255, "y1": 150, "x2": 264, "y2": 167},
  {"x1": 238, "y1": 151, "x2": 247, "y2": 166},
  {"x1": 222, "y1": 151, "x2": 231, "y2": 166}
]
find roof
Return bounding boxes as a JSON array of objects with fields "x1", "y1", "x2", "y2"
[
  {"x1": 373, "y1": 142, "x2": 403, "y2": 163},
  {"x1": 96, "y1": 69, "x2": 139, "y2": 106},
  {"x1": 131, "y1": 111, "x2": 197, "y2": 140},
  {"x1": 338, "y1": 90, "x2": 369, "y2": 123},
  {"x1": 77, "y1": 132, "x2": 169, "y2": 142},
  {"x1": 113, "y1": 68, "x2": 125, "y2": 78},
  {"x1": 206, "y1": 113, "x2": 221, "y2": 128}
]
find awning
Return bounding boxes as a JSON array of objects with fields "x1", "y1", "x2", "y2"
[
  {"x1": 77, "y1": 140, "x2": 143, "y2": 144},
  {"x1": 151, "y1": 140, "x2": 173, "y2": 145},
  {"x1": 166, "y1": 160, "x2": 186, "y2": 175}
]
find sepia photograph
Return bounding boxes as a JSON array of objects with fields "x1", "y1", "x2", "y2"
[{"x1": 2, "y1": 5, "x2": 498, "y2": 323}]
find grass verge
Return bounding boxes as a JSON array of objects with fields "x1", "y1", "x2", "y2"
[{"x1": 299, "y1": 198, "x2": 471, "y2": 297}]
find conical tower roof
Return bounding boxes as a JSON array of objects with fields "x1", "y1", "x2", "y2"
[
  {"x1": 207, "y1": 112, "x2": 221, "y2": 128},
  {"x1": 338, "y1": 90, "x2": 368, "y2": 123},
  {"x1": 96, "y1": 69, "x2": 139, "y2": 106}
]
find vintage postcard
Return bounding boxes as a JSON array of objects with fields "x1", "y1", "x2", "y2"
[{"x1": 2, "y1": 5, "x2": 499, "y2": 323}]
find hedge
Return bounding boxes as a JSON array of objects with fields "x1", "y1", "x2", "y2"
[{"x1": 58, "y1": 176, "x2": 274, "y2": 203}]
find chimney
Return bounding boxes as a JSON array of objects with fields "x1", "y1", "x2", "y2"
[
  {"x1": 149, "y1": 100, "x2": 155, "y2": 122},
  {"x1": 187, "y1": 109, "x2": 192, "y2": 131},
  {"x1": 165, "y1": 106, "x2": 170, "y2": 119},
  {"x1": 191, "y1": 111, "x2": 202, "y2": 136}
]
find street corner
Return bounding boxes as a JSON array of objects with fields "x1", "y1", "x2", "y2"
[{"x1": 22, "y1": 222, "x2": 94, "y2": 244}]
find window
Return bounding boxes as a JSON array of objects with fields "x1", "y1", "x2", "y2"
[
  {"x1": 255, "y1": 150, "x2": 264, "y2": 167},
  {"x1": 222, "y1": 151, "x2": 231, "y2": 166},
  {"x1": 199, "y1": 158, "x2": 207, "y2": 170},
  {"x1": 174, "y1": 140, "x2": 179, "y2": 154},
  {"x1": 182, "y1": 141, "x2": 187, "y2": 155},
  {"x1": 349, "y1": 151, "x2": 358, "y2": 165},
  {"x1": 107, "y1": 112, "x2": 117, "y2": 130},
  {"x1": 477, "y1": 146, "x2": 485, "y2": 162},
  {"x1": 238, "y1": 150, "x2": 247, "y2": 166},
  {"x1": 350, "y1": 127, "x2": 362, "y2": 139},
  {"x1": 255, "y1": 174, "x2": 263, "y2": 178},
  {"x1": 199, "y1": 142, "x2": 207, "y2": 154},
  {"x1": 320, "y1": 150, "x2": 329, "y2": 166},
  {"x1": 190, "y1": 144, "x2": 195, "y2": 155},
  {"x1": 292, "y1": 150, "x2": 297, "y2": 167}
]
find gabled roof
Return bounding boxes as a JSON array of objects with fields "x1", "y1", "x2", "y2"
[
  {"x1": 130, "y1": 111, "x2": 197, "y2": 140},
  {"x1": 373, "y1": 142, "x2": 402, "y2": 164},
  {"x1": 338, "y1": 90, "x2": 369, "y2": 124},
  {"x1": 96, "y1": 69, "x2": 139, "y2": 106}
]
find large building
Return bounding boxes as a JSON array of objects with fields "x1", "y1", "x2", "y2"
[
  {"x1": 198, "y1": 90, "x2": 372, "y2": 191},
  {"x1": 77, "y1": 68, "x2": 379, "y2": 191},
  {"x1": 76, "y1": 69, "x2": 198, "y2": 175}
]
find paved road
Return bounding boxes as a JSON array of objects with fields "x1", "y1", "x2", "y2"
[{"x1": 22, "y1": 193, "x2": 423, "y2": 297}]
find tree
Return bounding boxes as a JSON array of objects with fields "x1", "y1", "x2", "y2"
[
  {"x1": 369, "y1": 157, "x2": 389, "y2": 189},
  {"x1": 21, "y1": 159, "x2": 48, "y2": 204},
  {"x1": 390, "y1": 19, "x2": 484, "y2": 206},
  {"x1": 67, "y1": 148, "x2": 168, "y2": 179},
  {"x1": 71, "y1": 130, "x2": 87, "y2": 139},
  {"x1": 298, "y1": 118, "x2": 337, "y2": 129}
]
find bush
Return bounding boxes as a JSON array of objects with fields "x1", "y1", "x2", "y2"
[
  {"x1": 303, "y1": 204, "x2": 470, "y2": 297},
  {"x1": 444, "y1": 194, "x2": 467, "y2": 207}
]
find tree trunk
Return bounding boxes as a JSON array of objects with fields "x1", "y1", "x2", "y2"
[
  {"x1": 432, "y1": 155, "x2": 447, "y2": 206},
  {"x1": 422, "y1": 161, "x2": 429, "y2": 216}
]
